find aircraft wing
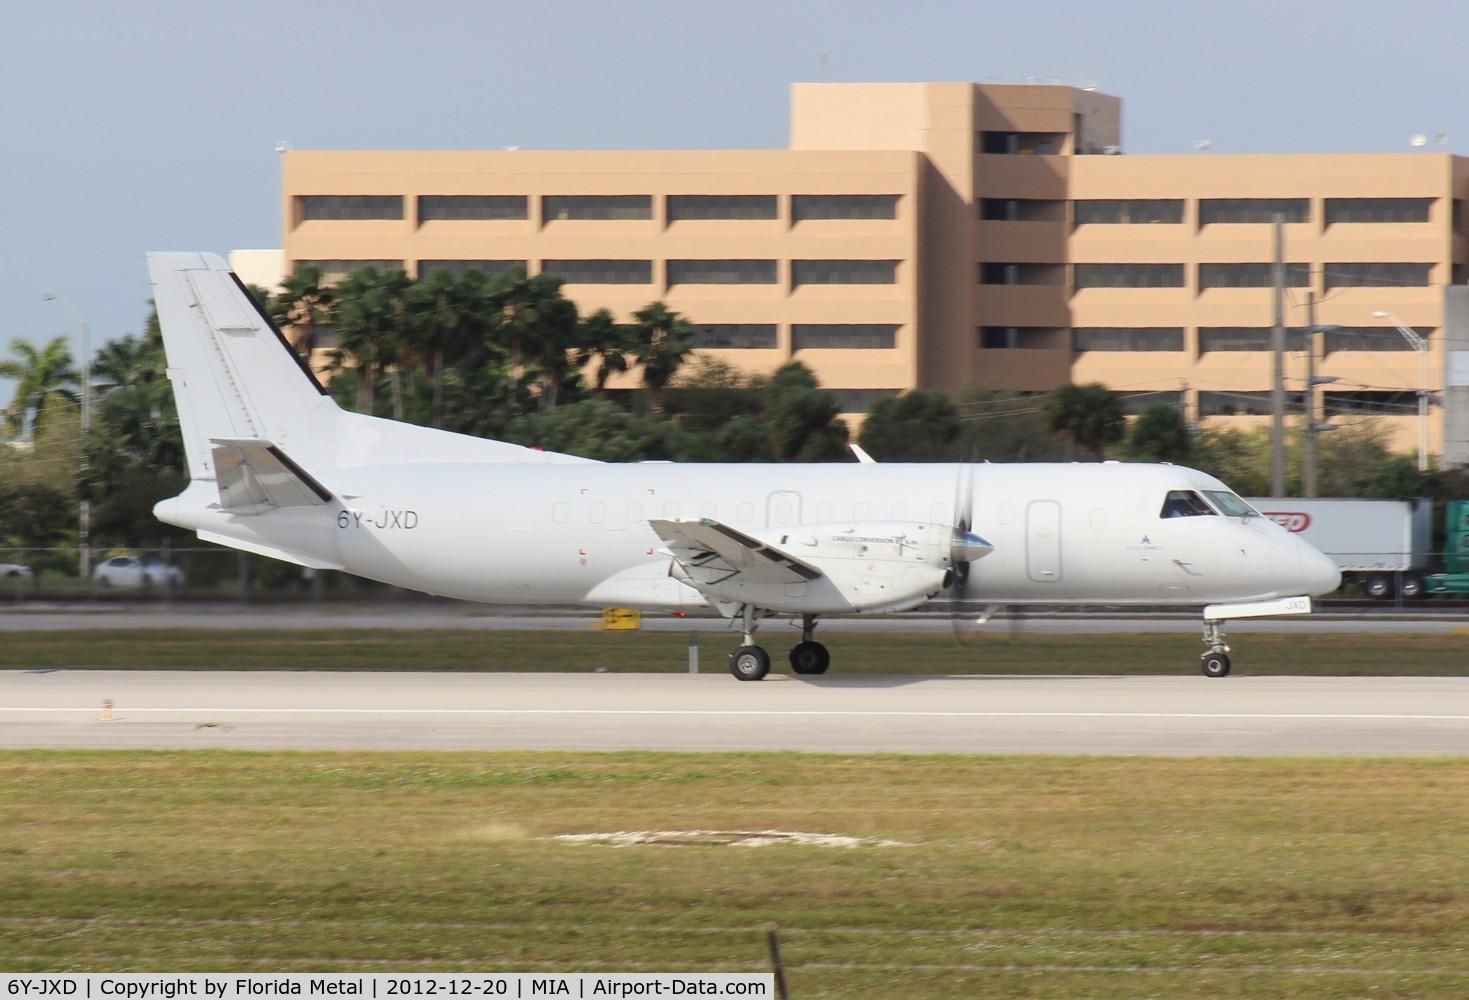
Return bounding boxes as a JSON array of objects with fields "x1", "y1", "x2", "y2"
[
  {"x1": 648, "y1": 518, "x2": 823, "y2": 587},
  {"x1": 211, "y1": 438, "x2": 334, "y2": 514}
]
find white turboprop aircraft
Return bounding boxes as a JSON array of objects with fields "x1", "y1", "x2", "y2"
[{"x1": 148, "y1": 252, "x2": 1340, "y2": 679}]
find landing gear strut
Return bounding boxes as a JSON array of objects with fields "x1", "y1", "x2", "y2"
[
  {"x1": 1200, "y1": 618, "x2": 1231, "y2": 678},
  {"x1": 728, "y1": 608, "x2": 831, "y2": 680},
  {"x1": 729, "y1": 604, "x2": 771, "y2": 680}
]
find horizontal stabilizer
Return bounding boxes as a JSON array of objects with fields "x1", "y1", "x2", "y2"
[
  {"x1": 648, "y1": 517, "x2": 822, "y2": 586},
  {"x1": 211, "y1": 438, "x2": 334, "y2": 514},
  {"x1": 196, "y1": 530, "x2": 344, "y2": 571}
]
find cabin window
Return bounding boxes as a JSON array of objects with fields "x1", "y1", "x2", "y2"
[
  {"x1": 737, "y1": 502, "x2": 754, "y2": 524},
  {"x1": 552, "y1": 502, "x2": 569, "y2": 525},
  {"x1": 625, "y1": 502, "x2": 644, "y2": 524},
  {"x1": 589, "y1": 502, "x2": 606, "y2": 524},
  {"x1": 1160, "y1": 490, "x2": 1216, "y2": 518}
]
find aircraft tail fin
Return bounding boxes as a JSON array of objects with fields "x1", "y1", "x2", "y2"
[{"x1": 148, "y1": 252, "x2": 338, "y2": 482}]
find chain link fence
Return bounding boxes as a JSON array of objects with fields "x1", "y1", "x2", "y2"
[{"x1": 0, "y1": 546, "x2": 420, "y2": 604}]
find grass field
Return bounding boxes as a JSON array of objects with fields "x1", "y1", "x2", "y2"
[
  {"x1": 4, "y1": 750, "x2": 1469, "y2": 996},
  {"x1": 0, "y1": 626, "x2": 1467, "y2": 675}
]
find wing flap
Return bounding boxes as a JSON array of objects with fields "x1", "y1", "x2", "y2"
[
  {"x1": 648, "y1": 517, "x2": 822, "y2": 587},
  {"x1": 211, "y1": 438, "x2": 334, "y2": 514}
]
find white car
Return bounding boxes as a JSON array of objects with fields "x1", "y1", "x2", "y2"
[
  {"x1": 0, "y1": 562, "x2": 32, "y2": 579},
  {"x1": 92, "y1": 556, "x2": 185, "y2": 588}
]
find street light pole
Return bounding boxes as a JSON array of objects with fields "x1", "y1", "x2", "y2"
[
  {"x1": 1372, "y1": 310, "x2": 1433, "y2": 473},
  {"x1": 41, "y1": 293, "x2": 92, "y2": 577}
]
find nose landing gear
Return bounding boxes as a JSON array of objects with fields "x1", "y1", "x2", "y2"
[{"x1": 1200, "y1": 618, "x2": 1231, "y2": 678}]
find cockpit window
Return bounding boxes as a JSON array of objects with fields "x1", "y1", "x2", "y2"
[
  {"x1": 1160, "y1": 490, "x2": 1216, "y2": 518},
  {"x1": 1203, "y1": 490, "x2": 1257, "y2": 519}
]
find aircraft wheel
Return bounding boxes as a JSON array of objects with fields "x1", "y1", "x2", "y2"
[
  {"x1": 729, "y1": 645, "x2": 771, "y2": 681},
  {"x1": 1201, "y1": 652, "x2": 1232, "y2": 679},
  {"x1": 789, "y1": 640, "x2": 831, "y2": 675}
]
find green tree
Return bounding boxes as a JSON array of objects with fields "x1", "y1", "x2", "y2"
[
  {"x1": 1041, "y1": 383, "x2": 1126, "y2": 460},
  {"x1": 954, "y1": 388, "x2": 1067, "y2": 462},
  {"x1": 1125, "y1": 403, "x2": 1193, "y2": 463},
  {"x1": 332, "y1": 267, "x2": 412, "y2": 416},
  {"x1": 405, "y1": 270, "x2": 466, "y2": 428},
  {"x1": 0, "y1": 337, "x2": 78, "y2": 440},
  {"x1": 764, "y1": 362, "x2": 849, "y2": 462},
  {"x1": 504, "y1": 399, "x2": 680, "y2": 462},
  {"x1": 629, "y1": 302, "x2": 694, "y2": 417},
  {"x1": 575, "y1": 308, "x2": 632, "y2": 401},
  {"x1": 489, "y1": 268, "x2": 583, "y2": 412},
  {"x1": 275, "y1": 265, "x2": 336, "y2": 357},
  {"x1": 1189, "y1": 426, "x2": 1272, "y2": 495},
  {"x1": 858, "y1": 389, "x2": 960, "y2": 461}
]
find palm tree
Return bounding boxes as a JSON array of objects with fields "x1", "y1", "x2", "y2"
[
  {"x1": 1041, "y1": 382, "x2": 1127, "y2": 460},
  {"x1": 275, "y1": 265, "x2": 336, "y2": 357},
  {"x1": 332, "y1": 268, "x2": 411, "y2": 415},
  {"x1": 575, "y1": 308, "x2": 631, "y2": 401},
  {"x1": 406, "y1": 270, "x2": 463, "y2": 428},
  {"x1": 629, "y1": 302, "x2": 694, "y2": 417},
  {"x1": 492, "y1": 269, "x2": 581, "y2": 412},
  {"x1": 0, "y1": 337, "x2": 79, "y2": 440}
]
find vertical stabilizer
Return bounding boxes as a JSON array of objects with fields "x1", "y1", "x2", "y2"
[{"x1": 147, "y1": 251, "x2": 337, "y2": 481}]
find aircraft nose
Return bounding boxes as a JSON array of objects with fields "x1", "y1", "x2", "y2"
[{"x1": 1298, "y1": 538, "x2": 1342, "y2": 596}]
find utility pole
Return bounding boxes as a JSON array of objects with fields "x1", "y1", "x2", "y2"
[
  {"x1": 1302, "y1": 291, "x2": 1338, "y2": 498},
  {"x1": 1270, "y1": 215, "x2": 1287, "y2": 496}
]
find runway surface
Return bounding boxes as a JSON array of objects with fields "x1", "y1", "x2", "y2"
[{"x1": 4, "y1": 669, "x2": 1469, "y2": 756}]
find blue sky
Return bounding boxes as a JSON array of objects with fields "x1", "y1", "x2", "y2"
[{"x1": 4, "y1": 0, "x2": 1468, "y2": 399}]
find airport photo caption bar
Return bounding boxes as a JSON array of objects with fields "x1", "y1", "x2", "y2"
[{"x1": 1, "y1": 977, "x2": 773, "y2": 999}]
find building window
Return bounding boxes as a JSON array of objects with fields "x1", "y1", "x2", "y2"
[
  {"x1": 298, "y1": 196, "x2": 404, "y2": 221},
  {"x1": 418, "y1": 195, "x2": 528, "y2": 221},
  {"x1": 792, "y1": 195, "x2": 899, "y2": 221},
  {"x1": 979, "y1": 131, "x2": 1066, "y2": 155},
  {"x1": 1198, "y1": 199, "x2": 1309, "y2": 225},
  {"x1": 292, "y1": 260, "x2": 405, "y2": 284},
  {"x1": 1074, "y1": 328, "x2": 1184, "y2": 352},
  {"x1": 1198, "y1": 263, "x2": 1312, "y2": 288},
  {"x1": 980, "y1": 199, "x2": 1065, "y2": 222},
  {"x1": 690, "y1": 324, "x2": 778, "y2": 349},
  {"x1": 792, "y1": 324, "x2": 898, "y2": 350},
  {"x1": 541, "y1": 260, "x2": 652, "y2": 284},
  {"x1": 1199, "y1": 327, "x2": 1307, "y2": 352},
  {"x1": 1119, "y1": 391, "x2": 1184, "y2": 414},
  {"x1": 829, "y1": 388, "x2": 903, "y2": 413},
  {"x1": 980, "y1": 263, "x2": 1066, "y2": 285},
  {"x1": 667, "y1": 195, "x2": 777, "y2": 221},
  {"x1": 1325, "y1": 198, "x2": 1433, "y2": 225},
  {"x1": 1073, "y1": 200, "x2": 1184, "y2": 225},
  {"x1": 1323, "y1": 390, "x2": 1420, "y2": 415},
  {"x1": 1198, "y1": 391, "x2": 1274, "y2": 416},
  {"x1": 666, "y1": 260, "x2": 778, "y2": 285},
  {"x1": 1323, "y1": 263, "x2": 1433, "y2": 288},
  {"x1": 979, "y1": 326, "x2": 1066, "y2": 349},
  {"x1": 418, "y1": 260, "x2": 525, "y2": 280},
  {"x1": 1073, "y1": 263, "x2": 1185, "y2": 288},
  {"x1": 1324, "y1": 327, "x2": 1429, "y2": 353},
  {"x1": 792, "y1": 260, "x2": 899, "y2": 285},
  {"x1": 542, "y1": 195, "x2": 652, "y2": 221}
]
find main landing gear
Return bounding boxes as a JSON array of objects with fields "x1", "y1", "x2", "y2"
[
  {"x1": 729, "y1": 610, "x2": 830, "y2": 681},
  {"x1": 1200, "y1": 617, "x2": 1231, "y2": 678}
]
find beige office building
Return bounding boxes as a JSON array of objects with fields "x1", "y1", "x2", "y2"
[{"x1": 280, "y1": 81, "x2": 1469, "y2": 461}]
